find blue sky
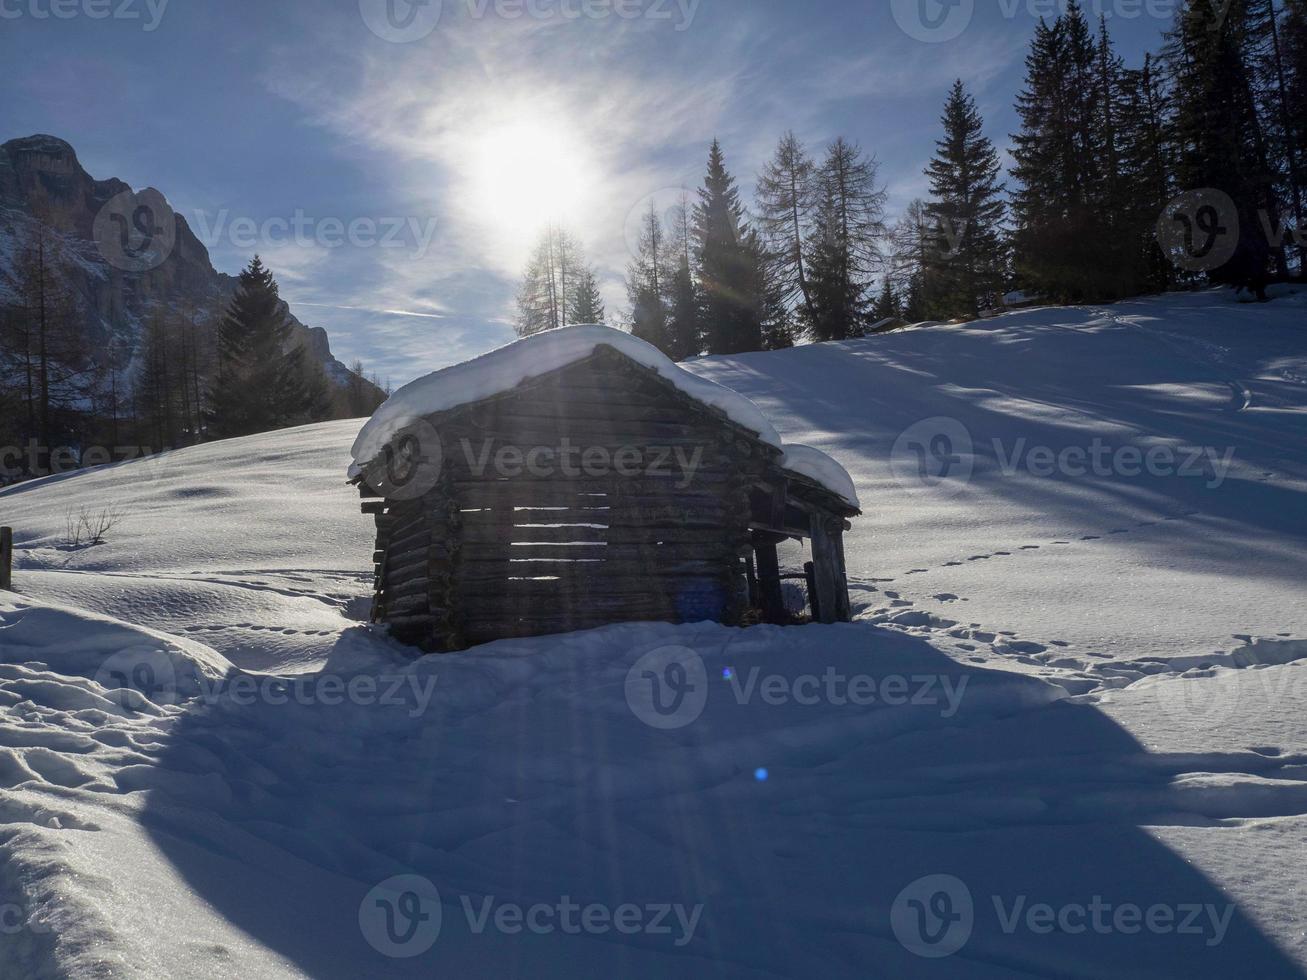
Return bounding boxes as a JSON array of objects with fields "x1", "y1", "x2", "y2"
[{"x1": 2, "y1": 0, "x2": 1178, "y2": 386}]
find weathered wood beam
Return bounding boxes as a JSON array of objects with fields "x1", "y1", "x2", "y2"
[
  {"x1": 0, "y1": 527, "x2": 11, "y2": 592},
  {"x1": 753, "y1": 541, "x2": 787, "y2": 625}
]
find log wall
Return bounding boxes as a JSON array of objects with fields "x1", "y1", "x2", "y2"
[{"x1": 360, "y1": 345, "x2": 855, "y2": 652}]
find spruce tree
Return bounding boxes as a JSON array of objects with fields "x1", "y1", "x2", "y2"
[
  {"x1": 693, "y1": 140, "x2": 763, "y2": 354},
  {"x1": 1117, "y1": 52, "x2": 1176, "y2": 292},
  {"x1": 207, "y1": 256, "x2": 317, "y2": 438},
  {"x1": 1277, "y1": 0, "x2": 1307, "y2": 271},
  {"x1": 924, "y1": 80, "x2": 1007, "y2": 317},
  {"x1": 872, "y1": 279, "x2": 900, "y2": 323},
  {"x1": 1163, "y1": 0, "x2": 1285, "y2": 291},
  {"x1": 567, "y1": 267, "x2": 606, "y2": 324},
  {"x1": 1011, "y1": 8, "x2": 1106, "y2": 301}
]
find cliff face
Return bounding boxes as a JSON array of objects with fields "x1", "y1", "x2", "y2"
[{"x1": 0, "y1": 134, "x2": 368, "y2": 391}]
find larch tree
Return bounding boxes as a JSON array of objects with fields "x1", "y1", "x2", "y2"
[
  {"x1": 756, "y1": 132, "x2": 818, "y2": 329},
  {"x1": 804, "y1": 138, "x2": 887, "y2": 339}
]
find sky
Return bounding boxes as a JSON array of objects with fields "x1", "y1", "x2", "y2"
[{"x1": 1, "y1": 0, "x2": 1179, "y2": 386}]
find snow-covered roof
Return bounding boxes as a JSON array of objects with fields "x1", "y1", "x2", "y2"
[
  {"x1": 781, "y1": 444, "x2": 860, "y2": 509},
  {"x1": 349, "y1": 324, "x2": 858, "y2": 509}
]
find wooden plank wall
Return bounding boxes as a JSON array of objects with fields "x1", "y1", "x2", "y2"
[
  {"x1": 360, "y1": 346, "x2": 857, "y2": 651},
  {"x1": 435, "y1": 355, "x2": 762, "y2": 647}
]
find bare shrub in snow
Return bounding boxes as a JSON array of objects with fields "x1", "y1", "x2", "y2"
[{"x1": 65, "y1": 506, "x2": 125, "y2": 548}]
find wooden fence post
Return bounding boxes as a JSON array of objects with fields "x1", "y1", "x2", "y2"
[{"x1": 0, "y1": 527, "x2": 12, "y2": 591}]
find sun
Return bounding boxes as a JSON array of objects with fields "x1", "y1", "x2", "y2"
[{"x1": 465, "y1": 115, "x2": 597, "y2": 246}]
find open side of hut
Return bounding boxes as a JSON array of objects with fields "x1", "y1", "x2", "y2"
[{"x1": 348, "y1": 326, "x2": 861, "y2": 652}]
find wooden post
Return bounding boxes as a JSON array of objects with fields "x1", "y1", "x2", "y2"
[
  {"x1": 809, "y1": 516, "x2": 846, "y2": 625},
  {"x1": 0, "y1": 527, "x2": 12, "y2": 591},
  {"x1": 803, "y1": 560, "x2": 820, "y2": 622},
  {"x1": 754, "y1": 540, "x2": 787, "y2": 625}
]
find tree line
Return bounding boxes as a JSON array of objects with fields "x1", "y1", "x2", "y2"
[
  {"x1": 0, "y1": 240, "x2": 386, "y2": 482},
  {"x1": 517, "y1": 0, "x2": 1307, "y2": 359}
]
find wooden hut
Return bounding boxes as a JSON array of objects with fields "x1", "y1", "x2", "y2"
[{"x1": 348, "y1": 326, "x2": 860, "y2": 652}]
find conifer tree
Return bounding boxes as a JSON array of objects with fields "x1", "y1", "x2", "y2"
[
  {"x1": 207, "y1": 256, "x2": 320, "y2": 438},
  {"x1": 1162, "y1": 0, "x2": 1285, "y2": 291},
  {"x1": 756, "y1": 132, "x2": 818, "y2": 327},
  {"x1": 664, "y1": 193, "x2": 703, "y2": 360},
  {"x1": 567, "y1": 267, "x2": 606, "y2": 324},
  {"x1": 924, "y1": 80, "x2": 1007, "y2": 317},
  {"x1": 515, "y1": 226, "x2": 584, "y2": 336},
  {"x1": 888, "y1": 200, "x2": 937, "y2": 320},
  {"x1": 803, "y1": 139, "x2": 887, "y2": 339},
  {"x1": 1011, "y1": 6, "x2": 1116, "y2": 302},
  {"x1": 1274, "y1": 0, "x2": 1306, "y2": 271},
  {"x1": 627, "y1": 202, "x2": 671, "y2": 352},
  {"x1": 872, "y1": 279, "x2": 900, "y2": 322},
  {"x1": 1117, "y1": 52, "x2": 1176, "y2": 292},
  {"x1": 693, "y1": 140, "x2": 764, "y2": 354}
]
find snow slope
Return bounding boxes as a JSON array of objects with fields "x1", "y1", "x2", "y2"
[{"x1": 1, "y1": 289, "x2": 1306, "y2": 977}]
